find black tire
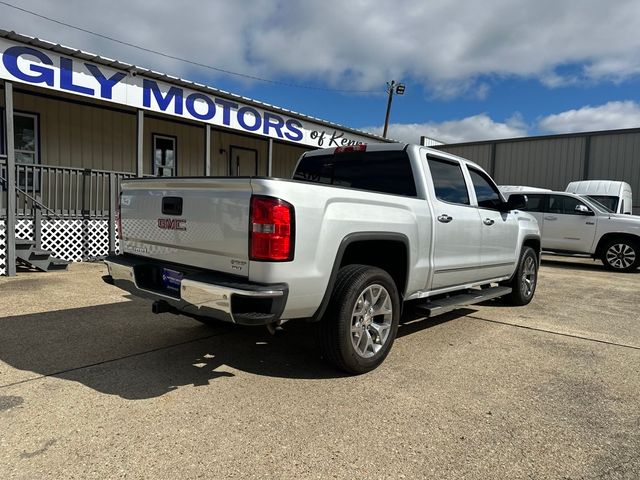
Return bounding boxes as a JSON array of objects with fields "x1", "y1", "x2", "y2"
[
  {"x1": 600, "y1": 238, "x2": 640, "y2": 272},
  {"x1": 319, "y1": 264, "x2": 400, "y2": 374},
  {"x1": 506, "y1": 247, "x2": 538, "y2": 306}
]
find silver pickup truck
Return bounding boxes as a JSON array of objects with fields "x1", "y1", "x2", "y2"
[{"x1": 105, "y1": 143, "x2": 541, "y2": 373}]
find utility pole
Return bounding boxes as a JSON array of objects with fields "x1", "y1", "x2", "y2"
[{"x1": 382, "y1": 80, "x2": 405, "y2": 139}]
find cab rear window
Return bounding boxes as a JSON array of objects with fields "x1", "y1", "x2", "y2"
[{"x1": 293, "y1": 150, "x2": 417, "y2": 197}]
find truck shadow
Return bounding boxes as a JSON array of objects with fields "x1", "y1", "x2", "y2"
[
  {"x1": 540, "y1": 257, "x2": 607, "y2": 272},
  {"x1": 0, "y1": 300, "x2": 473, "y2": 400}
]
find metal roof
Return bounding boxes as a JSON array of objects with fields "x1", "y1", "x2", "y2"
[
  {"x1": 437, "y1": 126, "x2": 640, "y2": 148},
  {"x1": 0, "y1": 29, "x2": 394, "y2": 143}
]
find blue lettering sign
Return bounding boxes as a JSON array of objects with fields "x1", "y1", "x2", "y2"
[
  {"x1": 2, "y1": 46, "x2": 54, "y2": 86},
  {"x1": 263, "y1": 112, "x2": 284, "y2": 138},
  {"x1": 186, "y1": 92, "x2": 216, "y2": 120},
  {"x1": 237, "y1": 106, "x2": 261, "y2": 132},
  {"x1": 215, "y1": 98, "x2": 238, "y2": 126},
  {"x1": 284, "y1": 119, "x2": 304, "y2": 142},
  {"x1": 84, "y1": 64, "x2": 126, "y2": 99},
  {"x1": 60, "y1": 58, "x2": 94, "y2": 95},
  {"x1": 143, "y1": 79, "x2": 183, "y2": 114}
]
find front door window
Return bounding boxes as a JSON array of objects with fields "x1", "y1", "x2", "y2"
[{"x1": 153, "y1": 135, "x2": 176, "y2": 177}]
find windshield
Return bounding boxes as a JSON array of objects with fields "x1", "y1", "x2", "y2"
[
  {"x1": 580, "y1": 196, "x2": 612, "y2": 214},
  {"x1": 585, "y1": 195, "x2": 618, "y2": 212}
]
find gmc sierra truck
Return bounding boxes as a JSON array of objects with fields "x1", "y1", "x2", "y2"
[{"x1": 104, "y1": 144, "x2": 541, "y2": 373}]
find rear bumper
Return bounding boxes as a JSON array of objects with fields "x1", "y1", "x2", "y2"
[{"x1": 104, "y1": 254, "x2": 288, "y2": 326}]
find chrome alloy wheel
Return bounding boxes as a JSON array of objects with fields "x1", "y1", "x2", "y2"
[
  {"x1": 350, "y1": 284, "x2": 393, "y2": 359},
  {"x1": 606, "y1": 243, "x2": 636, "y2": 270},
  {"x1": 520, "y1": 255, "x2": 537, "y2": 299}
]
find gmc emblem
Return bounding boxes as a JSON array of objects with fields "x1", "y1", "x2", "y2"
[{"x1": 158, "y1": 218, "x2": 186, "y2": 231}]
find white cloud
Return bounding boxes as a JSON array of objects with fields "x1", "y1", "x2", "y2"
[
  {"x1": 363, "y1": 113, "x2": 528, "y2": 144},
  {"x1": 538, "y1": 101, "x2": 640, "y2": 134},
  {"x1": 371, "y1": 101, "x2": 640, "y2": 144},
  {"x1": 2, "y1": 0, "x2": 640, "y2": 96}
]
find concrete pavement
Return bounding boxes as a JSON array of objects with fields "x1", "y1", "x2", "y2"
[{"x1": 1, "y1": 258, "x2": 639, "y2": 479}]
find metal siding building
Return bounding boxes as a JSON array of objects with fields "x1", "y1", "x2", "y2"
[{"x1": 436, "y1": 129, "x2": 640, "y2": 214}]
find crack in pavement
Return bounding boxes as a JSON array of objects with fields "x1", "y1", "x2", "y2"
[{"x1": 468, "y1": 315, "x2": 640, "y2": 351}]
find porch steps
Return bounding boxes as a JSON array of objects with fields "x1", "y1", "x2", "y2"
[{"x1": 15, "y1": 239, "x2": 69, "y2": 272}]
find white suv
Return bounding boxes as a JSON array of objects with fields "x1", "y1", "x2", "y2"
[{"x1": 501, "y1": 188, "x2": 640, "y2": 272}]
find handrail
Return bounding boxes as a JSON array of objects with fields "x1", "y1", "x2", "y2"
[
  {"x1": 1, "y1": 163, "x2": 137, "y2": 219},
  {"x1": 0, "y1": 171, "x2": 64, "y2": 219},
  {"x1": 13, "y1": 161, "x2": 136, "y2": 177}
]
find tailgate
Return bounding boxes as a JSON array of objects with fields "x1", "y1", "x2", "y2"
[{"x1": 120, "y1": 178, "x2": 251, "y2": 276}]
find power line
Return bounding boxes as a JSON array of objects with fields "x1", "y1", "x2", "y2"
[{"x1": 0, "y1": 0, "x2": 382, "y2": 94}]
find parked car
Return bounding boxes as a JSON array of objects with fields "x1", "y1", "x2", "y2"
[
  {"x1": 500, "y1": 188, "x2": 640, "y2": 272},
  {"x1": 565, "y1": 180, "x2": 633, "y2": 215},
  {"x1": 104, "y1": 144, "x2": 541, "y2": 373}
]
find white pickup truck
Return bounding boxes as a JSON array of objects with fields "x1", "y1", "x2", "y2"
[
  {"x1": 501, "y1": 188, "x2": 640, "y2": 272},
  {"x1": 105, "y1": 144, "x2": 541, "y2": 373}
]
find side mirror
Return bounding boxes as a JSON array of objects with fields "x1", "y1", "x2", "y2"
[
  {"x1": 505, "y1": 194, "x2": 527, "y2": 211},
  {"x1": 575, "y1": 204, "x2": 594, "y2": 215}
]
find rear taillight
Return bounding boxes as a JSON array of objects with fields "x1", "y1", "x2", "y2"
[
  {"x1": 115, "y1": 194, "x2": 122, "y2": 239},
  {"x1": 250, "y1": 196, "x2": 294, "y2": 261}
]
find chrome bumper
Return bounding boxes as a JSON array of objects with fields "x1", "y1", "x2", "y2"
[{"x1": 104, "y1": 255, "x2": 288, "y2": 325}]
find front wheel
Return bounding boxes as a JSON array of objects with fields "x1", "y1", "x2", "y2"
[
  {"x1": 506, "y1": 247, "x2": 538, "y2": 306},
  {"x1": 319, "y1": 265, "x2": 400, "y2": 374},
  {"x1": 601, "y1": 238, "x2": 640, "y2": 272}
]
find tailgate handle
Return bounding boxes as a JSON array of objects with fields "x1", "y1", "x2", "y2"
[{"x1": 162, "y1": 196, "x2": 183, "y2": 216}]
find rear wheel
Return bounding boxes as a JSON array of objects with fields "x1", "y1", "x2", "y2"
[
  {"x1": 506, "y1": 247, "x2": 538, "y2": 306},
  {"x1": 601, "y1": 238, "x2": 640, "y2": 272},
  {"x1": 319, "y1": 265, "x2": 400, "y2": 374}
]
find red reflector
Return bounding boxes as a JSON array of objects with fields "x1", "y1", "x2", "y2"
[
  {"x1": 334, "y1": 144, "x2": 367, "y2": 154},
  {"x1": 250, "y1": 196, "x2": 294, "y2": 261}
]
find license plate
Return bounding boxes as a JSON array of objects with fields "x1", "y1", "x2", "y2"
[{"x1": 161, "y1": 268, "x2": 183, "y2": 295}]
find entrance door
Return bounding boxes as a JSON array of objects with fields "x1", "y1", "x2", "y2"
[
  {"x1": 153, "y1": 134, "x2": 177, "y2": 177},
  {"x1": 230, "y1": 147, "x2": 258, "y2": 176}
]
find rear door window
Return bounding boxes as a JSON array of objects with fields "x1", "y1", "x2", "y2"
[
  {"x1": 293, "y1": 150, "x2": 417, "y2": 197},
  {"x1": 427, "y1": 157, "x2": 470, "y2": 205},
  {"x1": 520, "y1": 194, "x2": 546, "y2": 213}
]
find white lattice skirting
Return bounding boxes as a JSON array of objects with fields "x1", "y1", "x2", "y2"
[{"x1": 0, "y1": 218, "x2": 119, "y2": 275}]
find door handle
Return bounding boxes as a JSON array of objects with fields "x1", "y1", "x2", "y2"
[
  {"x1": 544, "y1": 216, "x2": 557, "y2": 221},
  {"x1": 483, "y1": 218, "x2": 495, "y2": 226},
  {"x1": 437, "y1": 214, "x2": 453, "y2": 223}
]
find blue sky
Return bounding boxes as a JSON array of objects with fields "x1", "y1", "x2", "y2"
[{"x1": 2, "y1": 0, "x2": 640, "y2": 144}]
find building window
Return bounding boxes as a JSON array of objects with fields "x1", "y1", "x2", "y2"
[
  {"x1": 153, "y1": 134, "x2": 177, "y2": 177},
  {"x1": 14, "y1": 113, "x2": 39, "y2": 164}
]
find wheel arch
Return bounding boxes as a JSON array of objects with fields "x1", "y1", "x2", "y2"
[
  {"x1": 311, "y1": 232, "x2": 410, "y2": 322},
  {"x1": 522, "y1": 235, "x2": 541, "y2": 263},
  {"x1": 594, "y1": 232, "x2": 640, "y2": 259}
]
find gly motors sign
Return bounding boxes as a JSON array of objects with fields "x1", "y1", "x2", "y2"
[{"x1": 0, "y1": 39, "x2": 373, "y2": 148}]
